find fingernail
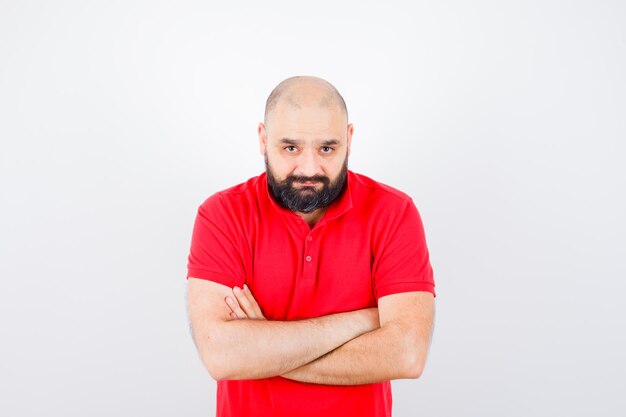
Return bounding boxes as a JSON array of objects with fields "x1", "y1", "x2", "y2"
[
  {"x1": 244, "y1": 284, "x2": 249, "y2": 291},
  {"x1": 226, "y1": 297, "x2": 234, "y2": 305},
  {"x1": 233, "y1": 286, "x2": 241, "y2": 293}
]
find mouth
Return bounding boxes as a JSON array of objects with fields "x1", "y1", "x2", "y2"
[{"x1": 294, "y1": 180, "x2": 322, "y2": 187}]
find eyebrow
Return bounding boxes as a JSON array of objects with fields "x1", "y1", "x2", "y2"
[{"x1": 279, "y1": 138, "x2": 340, "y2": 146}]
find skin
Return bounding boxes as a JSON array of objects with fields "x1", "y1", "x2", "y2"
[
  {"x1": 187, "y1": 278, "x2": 380, "y2": 381},
  {"x1": 258, "y1": 77, "x2": 354, "y2": 228},
  {"x1": 226, "y1": 285, "x2": 434, "y2": 385},
  {"x1": 187, "y1": 76, "x2": 435, "y2": 385}
]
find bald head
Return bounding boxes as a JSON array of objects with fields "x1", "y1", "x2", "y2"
[{"x1": 263, "y1": 76, "x2": 348, "y2": 131}]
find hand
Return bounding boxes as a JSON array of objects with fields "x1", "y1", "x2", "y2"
[{"x1": 225, "y1": 284, "x2": 266, "y2": 320}]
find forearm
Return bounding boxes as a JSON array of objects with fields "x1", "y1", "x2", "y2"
[
  {"x1": 281, "y1": 323, "x2": 415, "y2": 385},
  {"x1": 199, "y1": 308, "x2": 378, "y2": 381}
]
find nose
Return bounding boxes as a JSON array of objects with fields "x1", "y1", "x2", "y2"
[{"x1": 295, "y1": 148, "x2": 323, "y2": 178}]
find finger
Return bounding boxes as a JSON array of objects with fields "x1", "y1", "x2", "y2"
[
  {"x1": 229, "y1": 312, "x2": 238, "y2": 320},
  {"x1": 243, "y1": 284, "x2": 265, "y2": 319},
  {"x1": 233, "y1": 286, "x2": 257, "y2": 318},
  {"x1": 225, "y1": 298, "x2": 237, "y2": 314},
  {"x1": 225, "y1": 296, "x2": 247, "y2": 319}
]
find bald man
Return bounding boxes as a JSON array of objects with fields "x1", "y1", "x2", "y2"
[{"x1": 186, "y1": 76, "x2": 436, "y2": 417}]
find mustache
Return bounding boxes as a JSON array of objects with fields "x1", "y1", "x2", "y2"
[{"x1": 285, "y1": 175, "x2": 330, "y2": 185}]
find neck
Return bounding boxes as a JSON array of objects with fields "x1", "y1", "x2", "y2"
[{"x1": 296, "y1": 207, "x2": 328, "y2": 228}]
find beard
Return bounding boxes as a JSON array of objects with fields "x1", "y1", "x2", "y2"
[{"x1": 265, "y1": 155, "x2": 348, "y2": 213}]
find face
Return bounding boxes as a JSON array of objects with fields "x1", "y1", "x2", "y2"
[
  {"x1": 264, "y1": 153, "x2": 348, "y2": 213},
  {"x1": 259, "y1": 99, "x2": 353, "y2": 214}
]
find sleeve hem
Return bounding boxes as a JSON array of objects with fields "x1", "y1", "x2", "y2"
[
  {"x1": 376, "y1": 281, "x2": 436, "y2": 300},
  {"x1": 186, "y1": 268, "x2": 242, "y2": 289}
]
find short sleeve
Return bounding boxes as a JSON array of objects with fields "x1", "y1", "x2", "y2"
[
  {"x1": 373, "y1": 198, "x2": 436, "y2": 300},
  {"x1": 186, "y1": 195, "x2": 246, "y2": 289}
]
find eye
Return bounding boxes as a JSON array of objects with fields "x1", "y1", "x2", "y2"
[
  {"x1": 320, "y1": 146, "x2": 334, "y2": 153},
  {"x1": 284, "y1": 146, "x2": 298, "y2": 153}
]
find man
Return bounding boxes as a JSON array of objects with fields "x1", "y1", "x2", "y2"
[{"x1": 186, "y1": 75, "x2": 436, "y2": 417}]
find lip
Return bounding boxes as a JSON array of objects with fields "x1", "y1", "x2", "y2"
[{"x1": 298, "y1": 181, "x2": 320, "y2": 186}]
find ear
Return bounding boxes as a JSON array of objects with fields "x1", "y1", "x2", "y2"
[
  {"x1": 258, "y1": 122, "x2": 268, "y2": 155},
  {"x1": 346, "y1": 123, "x2": 354, "y2": 157}
]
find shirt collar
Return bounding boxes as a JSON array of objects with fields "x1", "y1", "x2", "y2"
[{"x1": 260, "y1": 170, "x2": 354, "y2": 223}]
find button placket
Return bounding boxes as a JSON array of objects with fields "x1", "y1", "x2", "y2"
[
  {"x1": 300, "y1": 221, "x2": 329, "y2": 286},
  {"x1": 304, "y1": 233, "x2": 312, "y2": 263},
  {"x1": 302, "y1": 231, "x2": 316, "y2": 284}
]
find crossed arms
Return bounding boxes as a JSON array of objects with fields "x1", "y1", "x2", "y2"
[{"x1": 186, "y1": 277, "x2": 435, "y2": 385}]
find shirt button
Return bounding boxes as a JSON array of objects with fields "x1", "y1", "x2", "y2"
[
  {"x1": 305, "y1": 256, "x2": 312, "y2": 262},
  {"x1": 307, "y1": 236, "x2": 312, "y2": 241}
]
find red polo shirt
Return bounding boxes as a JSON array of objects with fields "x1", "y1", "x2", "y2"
[{"x1": 187, "y1": 170, "x2": 435, "y2": 417}]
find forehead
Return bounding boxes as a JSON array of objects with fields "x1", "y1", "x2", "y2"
[{"x1": 267, "y1": 101, "x2": 347, "y2": 141}]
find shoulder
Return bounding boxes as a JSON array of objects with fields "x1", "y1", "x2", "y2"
[
  {"x1": 349, "y1": 171, "x2": 414, "y2": 209},
  {"x1": 198, "y1": 174, "x2": 263, "y2": 220}
]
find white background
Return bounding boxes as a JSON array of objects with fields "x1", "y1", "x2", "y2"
[{"x1": 1, "y1": 1, "x2": 625, "y2": 416}]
